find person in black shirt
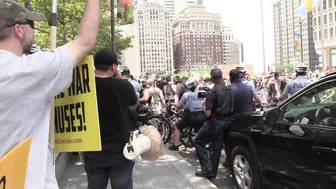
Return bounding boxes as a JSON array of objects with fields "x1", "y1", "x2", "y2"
[
  {"x1": 83, "y1": 49, "x2": 137, "y2": 189},
  {"x1": 229, "y1": 69, "x2": 254, "y2": 113},
  {"x1": 194, "y1": 68, "x2": 233, "y2": 179}
]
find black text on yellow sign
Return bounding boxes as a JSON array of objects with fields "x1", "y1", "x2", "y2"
[
  {"x1": 55, "y1": 64, "x2": 90, "y2": 133},
  {"x1": 54, "y1": 56, "x2": 101, "y2": 152}
]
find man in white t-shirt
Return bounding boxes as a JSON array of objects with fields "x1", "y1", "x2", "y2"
[{"x1": 0, "y1": 0, "x2": 100, "y2": 188}]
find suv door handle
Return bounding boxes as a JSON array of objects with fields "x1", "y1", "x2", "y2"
[{"x1": 312, "y1": 146, "x2": 336, "y2": 153}]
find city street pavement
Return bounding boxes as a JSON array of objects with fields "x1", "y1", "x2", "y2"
[
  {"x1": 177, "y1": 146, "x2": 235, "y2": 189},
  {"x1": 58, "y1": 147, "x2": 218, "y2": 189}
]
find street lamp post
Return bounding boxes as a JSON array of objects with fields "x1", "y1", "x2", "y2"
[
  {"x1": 111, "y1": 0, "x2": 116, "y2": 51},
  {"x1": 49, "y1": 0, "x2": 58, "y2": 166},
  {"x1": 260, "y1": 0, "x2": 266, "y2": 73},
  {"x1": 299, "y1": 20, "x2": 304, "y2": 63}
]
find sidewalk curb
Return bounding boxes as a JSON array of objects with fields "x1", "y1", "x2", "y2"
[{"x1": 163, "y1": 148, "x2": 218, "y2": 189}]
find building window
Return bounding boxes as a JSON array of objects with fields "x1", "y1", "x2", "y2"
[
  {"x1": 329, "y1": 0, "x2": 333, "y2": 8},
  {"x1": 330, "y1": 13, "x2": 333, "y2": 23},
  {"x1": 318, "y1": 16, "x2": 321, "y2": 25},
  {"x1": 324, "y1": 14, "x2": 328, "y2": 23},
  {"x1": 324, "y1": 29, "x2": 328, "y2": 39},
  {"x1": 323, "y1": 0, "x2": 327, "y2": 9},
  {"x1": 319, "y1": 30, "x2": 322, "y2": 40},
  {"x1": 330, "y1": 28, "x2": 334, "y2": 38}
]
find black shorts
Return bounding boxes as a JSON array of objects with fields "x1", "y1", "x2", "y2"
[{"x1": 177, "y1": 111, "x2": 205, "y2": 131}]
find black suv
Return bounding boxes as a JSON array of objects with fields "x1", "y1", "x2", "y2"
[{"x1": 225, "y1": 73, "x2": 336, "y2": 189}]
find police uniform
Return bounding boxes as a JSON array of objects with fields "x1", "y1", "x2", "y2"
[
  {"x1": 283, "y1": 76, "x2": 312, "y2": 96},
  {"x1": 241, "y1": 78, "x2": 258, "y2": 95},
  {"x1": 194, "y1": 68, "x2": 232, "y2": 179},
  {"x1": 177, "y1": 91, "x2": 205, "y2": 131}
]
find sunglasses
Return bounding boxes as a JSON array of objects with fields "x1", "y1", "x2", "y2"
[{"x1": 7, "y1": 20, "x2": 35, "y2": 29}]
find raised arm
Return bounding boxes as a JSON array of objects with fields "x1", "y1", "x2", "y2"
[{"x1": 66, "y1": 0, "x2": 100, "y2": 67}]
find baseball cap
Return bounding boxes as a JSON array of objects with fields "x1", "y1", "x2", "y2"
[
  {"x1": 94, "y1": 49, "x2": 119, "y2": 67},
  {"x1": 121, "y1": 67, "x2": 130, "y2": 74},
  {"x1": 0, "y1": 0, "x2": 44, "y2": 29},
  {"x1": 210, "y1": 68, "x2": 223, "y2": 78}
]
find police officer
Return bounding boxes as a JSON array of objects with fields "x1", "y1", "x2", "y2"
[
  {"x1": 236, "y1": 66, "x2": 262, "y2": 106},
  {"x1": 229, "y1": 69, "x2": 254, "y2": 113},
  {"x1": 121, "y1": 67, "x2": 142, "y2": 97},
  {"x1": 169, "y1": 78, "x2": 205, "y2": 150},
  {"x1": 194, "y1": 68, "x2": 233, "y2": 179},
  {"x1": 278, "y1": 64, "x2": 312, "y2": 101}
]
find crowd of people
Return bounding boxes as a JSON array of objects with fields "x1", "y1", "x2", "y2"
[{"x1": 109, "y1": 62, "x2": 324, "y2": 180}]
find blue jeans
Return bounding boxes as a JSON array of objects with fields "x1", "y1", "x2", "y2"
[
  {"x1": 194, "y1": 119, "x2": 229, "y2": 177},
  {"x1": 84, "y1": 152, "x2": 134, "y2": 189}
]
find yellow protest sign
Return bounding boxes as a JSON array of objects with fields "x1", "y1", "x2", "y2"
[
  {"x1": 54, "y1": 56, "x2": 101, "y2": 152},
  {"x1": 0, "y1": 137, "x2": 31, "y2": 189}
]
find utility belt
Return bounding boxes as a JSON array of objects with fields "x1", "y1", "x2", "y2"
[
  {"x1": 208, "y1": 114, "x2": 230, "y2": 121},
  {"x1": 188, "y1": 109, "x2": 203, "y2": 113},
  {"x1": 183, "y1": 108, "x2": 202, "y2": 117}
]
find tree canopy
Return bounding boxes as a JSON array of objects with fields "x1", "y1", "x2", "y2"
[
  {"x1": 275, "y1": 64, "x2": 295, "y2": 74},
  {"x1": 19, "y1": 0, "x2": 133, "y2": 55}
]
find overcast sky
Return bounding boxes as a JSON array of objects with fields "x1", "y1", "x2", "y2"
[{"x1": 203, "y1": 0, "x2": 279, "y2": 73}]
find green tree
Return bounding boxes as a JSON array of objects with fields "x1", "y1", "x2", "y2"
[
  {"x1": 19, "y1": 0, "x2": 133, "y2": 55},
  {"x1": 275, "y1": 64, "x2": 295, "y2": 74}
]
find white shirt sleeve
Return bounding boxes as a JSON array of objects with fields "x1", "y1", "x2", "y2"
[{"x1": 19, "y1": 46, "x2": 73, "y2": 99}]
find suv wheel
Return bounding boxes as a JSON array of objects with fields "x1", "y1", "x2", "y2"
[{"x1": 231, "y1": 146, "x2": 260, "y2": 189}]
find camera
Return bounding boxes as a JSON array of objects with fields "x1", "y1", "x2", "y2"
[
  {"x1": 198, "y1": 91, "x2": 207, "y2": 98},
  {"x1": 198, "y1": 87, "x2": 210, "y2": 98}
]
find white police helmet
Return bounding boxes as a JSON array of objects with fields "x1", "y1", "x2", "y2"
[
  {"x1": 186, "y1": 78, "x2": 198, "y2": 89},
  {"x1": 295, "y1": 63, "x2": 308, "y2": 73}
]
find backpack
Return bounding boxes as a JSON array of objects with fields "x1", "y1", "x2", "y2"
[
  {"x1": 164, "y1": 84, "x2": 175, "y2": 100},
  {"x1": 150, "y1": 90, "x2": 162, "y2": 115}
]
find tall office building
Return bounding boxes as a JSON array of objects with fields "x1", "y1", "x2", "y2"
[
  {"x1": 136, "y1": 0, "x2": 174, "y2": 75},
  {"x1": 121, "y1": 24, "x2": 141, "y2": 77},
  {"x1": 273, "y1": 0, "x2": 318, "y2": 70},
  {"x1": 175, "y1": 0, "x2": 200, "y2": 15},
  {"x1": 173, "y1": 5, "x2": 223, "y2": 72},
  {"x1": 221, "y1": 26, "x2": 243, "y2": 64},
  {"x1": 162, "y1": 0, "x2": 175, "y2": 19},
  {"x1": 312, "y1": 0, "x2": 336, "y2": 68},
  {"x1": 239, "y1": 43, "x2": 244, "y2": 64}
]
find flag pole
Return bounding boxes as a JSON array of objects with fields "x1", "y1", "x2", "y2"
[
  {"x1": 260, "y1": 0, "x2": 266, "y2": 73},
  {"x1": 49, "y1": 0, "x2": 58, "y2": 165}
]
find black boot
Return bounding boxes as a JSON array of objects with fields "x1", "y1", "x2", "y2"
[
  {"x1": 168, "y1": 144, "x2": 179, "y2": 151},
  {"x1": 195, "y1": 169, "x2": 215, "y2": 179}
]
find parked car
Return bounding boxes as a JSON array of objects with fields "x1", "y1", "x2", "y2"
[{"x1": 225, "y1": 73, "x2": 336, "y2": 189}]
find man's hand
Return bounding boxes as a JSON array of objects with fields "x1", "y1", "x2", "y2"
[{"x1": 78, "y1": 152, "x2": 84, "y2": 165}]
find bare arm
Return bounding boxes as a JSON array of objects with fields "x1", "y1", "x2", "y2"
[
  {"x1": 173, "y1": 94, "x2": 179, "y2": 103},
  {"x1": 139, "y1": 89, "x2": 149, "y2": 102},
  {"x1": 202, "y1": 100, "x2": 211, "y2": 118},
  {"x1": 66, "y1": 0, "x2": 100, "y2": 67},
  {"x1": 158, "y1": 89, "x2": 166, "y2": 109},
  {"x1": 253, "y1": 94, "x2": 262, "y2": 104}
]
